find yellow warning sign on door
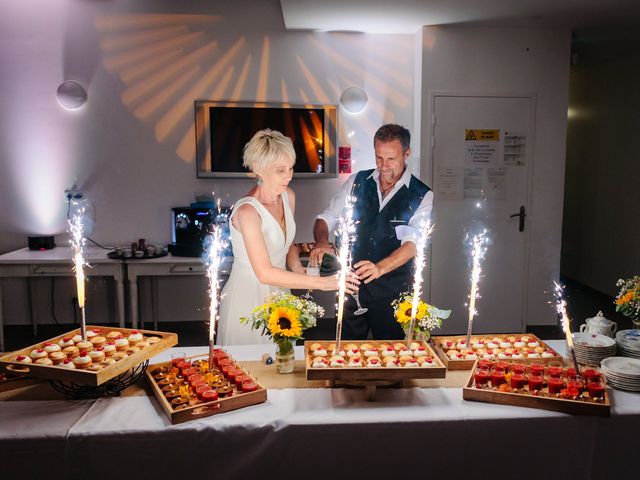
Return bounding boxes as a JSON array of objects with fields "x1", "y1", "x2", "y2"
[{"x1": 465, "y1": 129, "x2": 500, "y2": 141}]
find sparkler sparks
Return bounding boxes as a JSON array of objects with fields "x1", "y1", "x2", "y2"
[
  {"x1": 553, "y1": 281, "x2": 581, "y2": 374},
  {"x1": 335, "y1": 194, "x2": 356, "y2": 354},
  {"x1": 204, "y1": 224, "x2": 227, "y2": 368},
  {"x1": 465, "y1": 230, "x2": 488, "y2": 346},
  {"x1": 406, "y1": 220, "x2": 435, "y2": 346},
  {"x1": 68, "y1": 200, "x2": 88, "y2": 340},
  {"x1": 554, "y1": 282, "x2": 574, "y2": 348}
]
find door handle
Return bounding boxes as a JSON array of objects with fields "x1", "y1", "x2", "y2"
[{"x1": 509, "y1": 206, "x2": 526, "y2": 232}]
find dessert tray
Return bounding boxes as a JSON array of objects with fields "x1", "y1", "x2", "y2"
[
  {"x1": 431, "y1": 333, "x2": 562, "y2": 370},
  {"x1": 0, "y1": 326, "x2": 177, "y2": 387},
  {"x1": 304, "y1": 340, "x2": 446, "y2": 381},
  {"x1": 462, "y1": 360, "x2": 610, "y2": 417},
  {"x1": 146, "y1": 351, "x2": 267, "y2": 425}
]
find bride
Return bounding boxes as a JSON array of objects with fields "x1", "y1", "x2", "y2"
[{"x1": 218, "y1": 129, "x2": 358, "y2": 345}]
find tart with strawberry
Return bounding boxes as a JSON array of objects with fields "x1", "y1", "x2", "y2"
[
  {"x1": 366, "y1": 357, "x2": 382, "y2": 368},
  {"x1": 329, "y1": 356, "x2": 345, "y2": 368},
  {"x1": 42, "y1": 342, "x2": 61, "y2": 354},
  {"x1": 29, "y1": 349, "x2": 47, "y2": 360},
  {"x1": 72, "y1": 351, "x2": 92, "y2": 368},
  {"x1": 311, "y1": 357, "x2": 329, "y2": 368},
  {"x1": 58, "y1": 337, "x2": 75, "y2": 348}
]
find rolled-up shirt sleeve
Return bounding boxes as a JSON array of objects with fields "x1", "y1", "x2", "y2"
[
  {"x1": 396, "y1": 190, "x2": 434, "y2": 246},
  {"x1": 315, "y1": 174, "x2": 357, "y2": 232}
]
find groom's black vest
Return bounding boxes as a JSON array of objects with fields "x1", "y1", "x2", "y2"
[{"x1": 351, "y1": 169, "x2": 430, "y2": 299}]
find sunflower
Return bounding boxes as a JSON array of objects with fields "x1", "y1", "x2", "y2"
[
  {"x1": 395, "y1": 299, "x2": 429, "y2": 325},
  {"x1": 268, "y1": 306, "x2": 302, "y2": 337},
  {"x1": 395, "y1": 300, "x2": 414, "y2": 324}
]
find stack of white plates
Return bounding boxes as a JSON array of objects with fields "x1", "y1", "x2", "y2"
[
  {"x1": 616, "y1": 329, "x2": 640, "y2": 359},
  {"x1": 571, "y1": 332, "x2": 617, "y2": 365},
  {"x1": 601, "y1": 357, "x2": 640, "y2": 392}
]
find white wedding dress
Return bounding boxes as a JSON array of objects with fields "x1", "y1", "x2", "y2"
[{"x1": 217, "y1": 190, "x2": 296, "y2": 345}]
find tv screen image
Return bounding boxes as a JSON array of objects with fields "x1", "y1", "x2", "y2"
[{"x1": 195, "y1": 101, "x2": 337, "y2": 178}]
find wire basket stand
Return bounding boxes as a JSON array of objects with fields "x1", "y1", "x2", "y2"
[{"x1": 49, "y1": 361, "x2": 149, "y2": 399}]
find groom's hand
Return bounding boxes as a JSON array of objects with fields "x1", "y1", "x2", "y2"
[
  {"x1": 309, "y1": 242, "x2": 334, "y2": 267},
  {"x1": 353, "y1": 260, "x2": 382, "y2": 284}
]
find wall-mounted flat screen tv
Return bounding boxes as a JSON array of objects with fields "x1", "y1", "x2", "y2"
[{"x1": 195, "y1": 101, "x2": 337, "y2": 178}]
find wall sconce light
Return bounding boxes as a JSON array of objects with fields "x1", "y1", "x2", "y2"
[
  {"x1": 340, "y1": 86, "x2": 368, "y2": 114},
  {"x1": 56, "y1": 80, "x2": 88, "y2": 109}
]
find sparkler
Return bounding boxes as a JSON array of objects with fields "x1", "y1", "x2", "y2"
[
  {"x1": 335, "y1": 194, "x2": 356, "y2": 355},
  {"x1": 406, "y1": 220, "x2": 435, "y2": 347},
  {"x1": 465, "y1": 230, "x2": 488, "y2": 347},
  {"x1": 554, "y1": 281, "x2": 581, "y2": 375},
  {"x1": 205, "y1": 224, "x2": 227, "y2": 369},
  {"x1": 68, "y1": 201, "x2": 88, "y2": 340}
]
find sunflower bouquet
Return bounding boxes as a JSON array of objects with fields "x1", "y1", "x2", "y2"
[
  {"x1": 241, "y1": 291, "x2": 324, "y2": 357},
  {"x1": 392, "y1": 292, "x2": 450, "y2": 341},
  {"x1": 615, "y1": 276, "x2": 640, "y2": 328}
]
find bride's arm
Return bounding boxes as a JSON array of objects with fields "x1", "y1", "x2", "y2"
[
  {"x1": 284, "y1": 188, "x2": 305, "y2": 274},
  {"x1": 233, "y1": 203, "x2": 336, "y2": 291}
]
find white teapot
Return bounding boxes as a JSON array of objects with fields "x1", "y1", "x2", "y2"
[{"x1": 579, "y1": 311, "x2": 618, "y2": 338}]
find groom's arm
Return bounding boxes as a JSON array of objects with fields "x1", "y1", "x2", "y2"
[
  {"x1": 310, "y1": 218, "x2": 334, "y2": 267},
  {"x1": 310, "y1": 174, "x2": 357, "y2": 265}
]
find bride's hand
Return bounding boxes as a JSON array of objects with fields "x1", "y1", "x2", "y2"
[{"x1": 318, "y1": 271, "x2": 360, "y2": 294}]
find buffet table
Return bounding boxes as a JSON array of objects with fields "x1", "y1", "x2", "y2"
[{"x1": 0, "y1": 341, "x2": 637, "y2": 479}]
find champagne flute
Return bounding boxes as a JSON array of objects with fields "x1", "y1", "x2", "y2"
[
  {"x1": 351, "y1": 290, "x2": 368, "y2": 315},
  {"x1": 349, "y1": 269, "x2": 367, "y2": 315},
  {"x1": 303, "y1": 261, "x2": 320, "y2": 299}
]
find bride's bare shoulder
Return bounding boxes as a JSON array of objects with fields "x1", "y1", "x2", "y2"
[{"x1": 232, "y1": 200, "x2": 261, "y2": 230}]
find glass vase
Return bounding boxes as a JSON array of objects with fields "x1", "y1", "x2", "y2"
[{"x1": 275, "y1": 341, "x2": 295, "y2": 374}]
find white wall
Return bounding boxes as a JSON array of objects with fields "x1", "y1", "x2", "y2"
[
  {"x1": 562, "y1": 53, "x2": 640, "y2": 296},
  {"x1": 419, "y1": 26, "x2": 571, "y2": 325},
  {"x1": 0, "y1": 0, "x2": 417, "y2": 324}
]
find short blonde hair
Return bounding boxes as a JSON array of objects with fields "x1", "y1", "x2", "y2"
[{"x1": 242, "y1": 129, "x2": 296, "y2": 173}]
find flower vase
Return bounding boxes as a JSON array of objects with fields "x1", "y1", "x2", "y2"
[
  {"x1": 632, "y1": 317, "x2": 640, "y2": 331},
  {"x1": 275, "y1": 342, "x2": 295, "y2": 374}
]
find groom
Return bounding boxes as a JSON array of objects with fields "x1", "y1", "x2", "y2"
[{"x1": 310, "y1": 124, "x2": 433, "y2": 340}]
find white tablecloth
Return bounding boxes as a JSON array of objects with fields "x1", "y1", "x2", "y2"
[{"x1": 1, "y1": 341, "x2": 637, "y2": 479}]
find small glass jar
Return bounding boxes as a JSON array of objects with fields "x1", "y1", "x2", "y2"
[
  {"x1": 528, "y1": 371, "x2": 544, "y2": 392},
  {"x1": 587, "y1": 376, "x2": 606, "y2": 399},
  {"x1": 491, "y1": 369, "x2": 507, "y2": 387},
  {"x1": 548, "y1": 377, "x2": 565, "y2": 394},
  {"x1": 474, "y1": 365, "x2": 491, "y2": 386},
  {"x1": 546, "y1": 360, "x2": 563, "y2": 378},
  {"x1": 510, "y1": 373, "x2": 526, "y2": 389}
]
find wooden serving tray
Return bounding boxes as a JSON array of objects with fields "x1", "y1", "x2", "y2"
[
  {"x1": 0, "y1": 372, "x2": 43, "y2": 393},
  {"x1": 304, "y1": 340, "x2": 447, "y2": 381},
  {"x1": 146, "y1": 353, "x2": 267, "y2": 425},
  {"x1": 0, "y1": 326, "x2": 177, "y2": 386},
  {"x1": 462, "y1": 362, "x2": 611, "y2": 417},
  {"x1": 431, "y1": 333, "x2": 562, "y2": 370}
]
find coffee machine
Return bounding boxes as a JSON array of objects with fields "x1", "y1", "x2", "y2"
[{"x1": 168, "y1": 206, "x2": 231, "y2": 257}]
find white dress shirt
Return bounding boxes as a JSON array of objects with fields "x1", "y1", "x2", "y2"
[{"x1": 316, "y1": 168, "x2": 433, "y2": 246}]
